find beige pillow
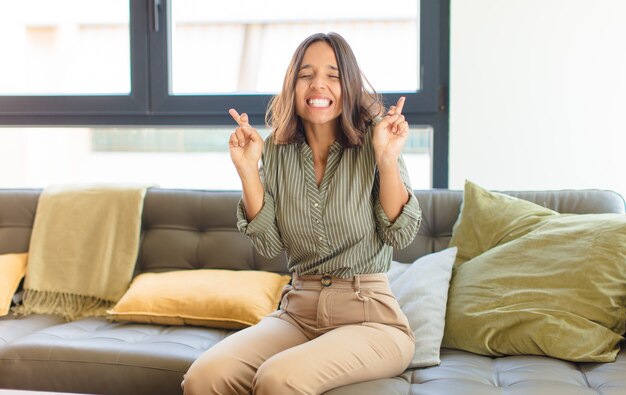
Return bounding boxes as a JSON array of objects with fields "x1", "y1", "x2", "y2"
[
  {"x1": 388, "y1": 247, "x2": 457, "y2": 368},
  {"x1": 107, "y1": 269, "x2": 291, "y2": 329},
  {"x1": 443, "y1": 181, "x2": 626, "y2": 362},
  {"x1": 0, "y1": 253, "x2": 28, "y2": 316}
]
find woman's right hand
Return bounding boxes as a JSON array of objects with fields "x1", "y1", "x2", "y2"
[{"x1": 228, "y1": 109, "x2": 263, "y2": 175}]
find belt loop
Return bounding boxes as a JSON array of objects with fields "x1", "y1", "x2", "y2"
[{"x1": 354, "y1": 275, "x2": 361, "y2": 292}]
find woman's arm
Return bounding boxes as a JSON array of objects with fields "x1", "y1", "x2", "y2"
[
  {"x1": 372, "y1": 156, "x2": 422, "y2": 249},
  {"x1": 372, "y1": 97, "x2": 410, "y2": 223},
  {"x1": 377, "y1": 156, "x2": 410, "y2": 223},
  {"x1": 238, "y1": 166, "x2": 264, "y2": 221},
  {"x1": 229, "y1": 109, "x2": 264, "y2": 220},
  {"x1": 229, "y1": 109, "x2": 284, "y2": 257}
]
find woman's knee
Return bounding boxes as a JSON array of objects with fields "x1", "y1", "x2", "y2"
[
  {"x1": 182, "y1": 354, "x2": 252, "y2": 395},
  {"x1": 253, "y1": 358, "x2": 305, "y2": 395}
]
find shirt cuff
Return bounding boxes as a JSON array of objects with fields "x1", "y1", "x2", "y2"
[
  {"x1": 236, "y1": 193, "x2": 276, "y2": 236},
  {"x1": 374, "y1": 187, "x2": 421, "y2": 231}
]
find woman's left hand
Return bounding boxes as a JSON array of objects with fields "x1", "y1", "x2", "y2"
[{"x1": 372, "y1": 96, "x2": 409, "y2": 167}]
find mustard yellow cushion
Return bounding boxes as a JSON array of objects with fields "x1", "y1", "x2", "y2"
[
  {"x1": 107, "y1": 269, "x2": 291, "y2": 329},
  {"x1": 0, "y1": 253, "x2": 28, "y2": 316},
  {"x1": 443, "y1": 181, "x2": 626, "y2": 362}
]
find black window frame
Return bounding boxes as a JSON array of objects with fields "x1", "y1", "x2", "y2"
[{"x1": 0, "y1": 0, "x2": 449, "y2": 187}]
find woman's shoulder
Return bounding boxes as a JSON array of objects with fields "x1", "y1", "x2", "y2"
[
  {"x1": 263, "y1": 132, "x2": 275, "y2": 147},
  {"x1": 263, "y1": 133, "x2": 283, "y2": 152},
  {"x1": 263, "y1": 132, "x2": 300, "y2": 157},
  {"x1": 362, "y1": 122, "x2": 376, "y2": 147}
]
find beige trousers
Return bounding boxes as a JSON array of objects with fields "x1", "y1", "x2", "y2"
[{"x1": 182, "y1": 273, "x2": 415, "y2": 395}]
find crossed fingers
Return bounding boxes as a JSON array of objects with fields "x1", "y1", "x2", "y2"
[
  {"x1": 385, "y1": 97, "x2": 408, "y2": 135},
  {"x1": 228, "y1": 108, "x2": 255, "y2": 148}
]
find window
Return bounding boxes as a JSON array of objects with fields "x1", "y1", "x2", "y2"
[
  {"x1": 169, "y1": 0, "x2": 419, "y2": 94},
  {"x1": 0, "y1": 126, "x2": 431, "y2": 190},
  {"x1": 0, "y1": 0, "x2": 449, "y2": 189},
  {"x1": 0, "y1": 0, "x2": 130, "y2": 95}
]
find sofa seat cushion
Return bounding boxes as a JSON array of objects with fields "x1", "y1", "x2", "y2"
[
  {"x1": 0, "y1": 317, "x2": 232, "y2": 395},
  {"x1": 0, "y1": 313, "x2": 64, "y2": 346},
  {"x1": 407, "y1": 347, "x2": 626, "y2": 395},
  {"x1": 324, "y1": 377, "x2": 410, "y2": 395}
]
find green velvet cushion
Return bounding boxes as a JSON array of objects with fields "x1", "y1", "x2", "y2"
[
  {"x1": 444, "y1": 181, "x2": 626, "y2": 362},
  {"x1": 449, "y1": 181, "x2": 557, "y2": 264}
]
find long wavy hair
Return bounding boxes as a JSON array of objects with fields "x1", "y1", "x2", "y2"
[{"x1": 266, "y1": 32, "x2": 384, "y2": 147}]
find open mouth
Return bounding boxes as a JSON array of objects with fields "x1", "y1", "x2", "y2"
[{"x1": 306, "y1": 98, "x2": 332, "y2": 108}]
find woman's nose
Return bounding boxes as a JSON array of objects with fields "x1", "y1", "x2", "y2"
[{"x1": 310, "y1": 76, "x2": 325, "y2": 89}]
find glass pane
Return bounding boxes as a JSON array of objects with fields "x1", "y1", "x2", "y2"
[
  {"x1": 0, "y1": 0, "x2": 130, "y2": 95},
  {"x1": 171, "y1": 0, "x2": 419, "y2": 94},
  {"x1": 403, "y1": 126, "x2": 432, "y2": 189},
  {"x1": 0, "y1": 127, "x2": 431, "y2": 190}
]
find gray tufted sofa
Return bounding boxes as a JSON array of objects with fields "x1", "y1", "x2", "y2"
[{"x1": 1, "y1": 188, "x2": 625, "y2": 395}]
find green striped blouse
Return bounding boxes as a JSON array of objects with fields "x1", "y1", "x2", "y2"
[{"x1": 237, "y1": 127, "x2": 422, "y2": 278}]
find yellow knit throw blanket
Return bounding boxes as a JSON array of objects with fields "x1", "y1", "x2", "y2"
[{"x1": 17, "y1": 184, "x2": 150, "y2": 321}]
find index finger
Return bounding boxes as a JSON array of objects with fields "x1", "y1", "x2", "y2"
[
  {"x1": 395, "y1": 97, "x2": 406, "y2": 115},
  {"x1": 228, "y1": 108, "x2": 242, "y2": 126}
]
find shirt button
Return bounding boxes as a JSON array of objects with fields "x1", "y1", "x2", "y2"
[
  {"x1": 318, "y1": 236, "x2": 323, "y2": 241},
  {"x1": 313, "y1": 203, "x2": 319, "y2": 208}
]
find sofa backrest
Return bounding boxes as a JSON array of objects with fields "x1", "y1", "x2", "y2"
[
  {"x1": 397, "y1": 188, "x2": 626, "y2": 263},
  {"x1": 137, "y1": 189, "x2": 286, "y2": 275},
  {"x1": 1, "y1": 188, "x2": 624, "y2": 275},
  {"x1": 0, "y1": 190, "x2": 40, "y2": 255}
]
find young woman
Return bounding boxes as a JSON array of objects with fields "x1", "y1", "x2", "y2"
[{"x1": 183, "y1": 32, "x2": 421, "y2": 395}]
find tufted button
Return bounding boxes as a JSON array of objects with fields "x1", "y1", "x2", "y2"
[{"x1": 321, "y1": 275, "x2": 332, "y2": 287}]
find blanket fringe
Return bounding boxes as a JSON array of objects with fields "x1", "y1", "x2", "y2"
[{"x1": 13, "y1": 289, "x2": 115, "y2": 321}]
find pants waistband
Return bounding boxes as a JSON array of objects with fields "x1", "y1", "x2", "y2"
[{"x1": 292, "y1": 272, "x2": 389, "y2": 291}]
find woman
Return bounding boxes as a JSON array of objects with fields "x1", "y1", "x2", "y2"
[{"x1": 183, "y1": 32, "x2": 421, "y2": 395}]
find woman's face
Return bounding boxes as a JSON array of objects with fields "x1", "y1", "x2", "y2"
[{"x1": 294, "y1": 41, "x2": 342, "y2": 130}]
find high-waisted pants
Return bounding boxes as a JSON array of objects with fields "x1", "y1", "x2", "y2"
[{"x1": 182, "y1": 273, "x2": 415, "y2": 395}]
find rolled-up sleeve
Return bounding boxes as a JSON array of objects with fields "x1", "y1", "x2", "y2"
[
  {"x1": 236, "y1": 192, "x2": 284, "y2": 258},
  {"x1": 373, "y1": 155, "x2": 422, "y2": 249}
]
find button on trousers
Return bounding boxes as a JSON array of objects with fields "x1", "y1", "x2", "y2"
[{"x1": 182, "y1": 273, "x2": 415, "y2": 395}]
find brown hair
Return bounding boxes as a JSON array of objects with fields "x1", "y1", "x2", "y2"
[{"x1": 266, "y1": 32, "x2": 384, "y2": 147}]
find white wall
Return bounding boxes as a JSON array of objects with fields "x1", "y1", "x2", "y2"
[{"x1": 449, "y1": 0, "x2": 626, "y2": 199}]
